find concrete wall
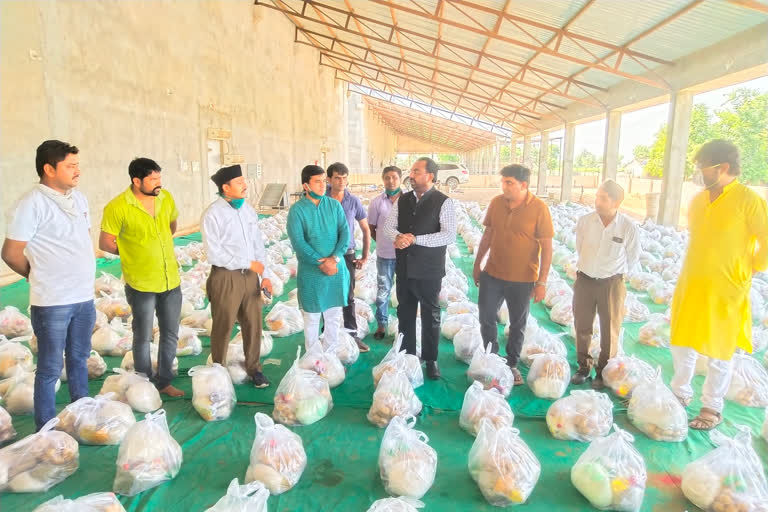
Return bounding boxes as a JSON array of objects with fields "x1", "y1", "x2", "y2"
[{"x1": 346, "y1": 93, "x2": 397, "y2": 174}]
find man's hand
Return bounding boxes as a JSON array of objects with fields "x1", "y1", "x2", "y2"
[
  {"x1": 354, "y1": 257, "x2": 367, "y2": 270},
  {"x1": 261, "y1": 278, "x2": 273, "y2": 295},
  {"x1": 394, "y1": 233, "x2": 415, "y2": 250},
  {"x1": 318, "y1": 257, "x2": 338, "y2": 276},
  {"x1": 473, "y1": 264, "x2": 481, "y2": 287},
  {"x1": 531, "y1": 283, "x2": 545, "y2": 303},
  {"x1": 250, "y1": 260, "x2": 265, "y2": 275}
]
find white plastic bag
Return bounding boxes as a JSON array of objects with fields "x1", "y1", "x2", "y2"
[
  {"x1": 120, "y1": 343, "x2": 179, "y2": 376},
  {"x1": 167, "y1": 326, "x2": 203, "y2": 357},
  {"x1": 91, "y1": 318, "x2": 132, "y2": 357},
  {"x1": 446, "y1": 301, "x2": 478, "y2": 316},
  {"x1": 33, "y1": 492, "x2": 126, "y2": 512},
  {"x1": 545, "y1": 282, "x2": 573, "y2": 308},
  {"x1": 298, "y1": 343, "x2": 345, "y2": 388},
  {"x1": 520, "y1": 330, "x2": 567, "y2": 366},
  {"x1": 189, "y1": 364, "x2": 237, "y2": 421},
  {"x1": 467, "y1": 344, "x2": 514, "y2": 398},
  {"x1": 245, "y1": 412, "x2": 306, "y2": 495},
  {"x1": 206, "y1": 478, "x2": 269, "y2": 512},
  {"x1": 94, "y1": 272, "x2": 124, "y2": 296},
  {"x1": 726, "y1": 353, "x2": 768, "y2": 407},
  {"x1": 627, "y1": 368, "x2": 687, "y2": 442},
  {"x1": 454, "y1": 325, "x2": 482, "y2": 365},
  {"x1": 440, "y1": 313, "x2": 479, "y2": 341},
  {"x1": 0, "y1": 367, "x2": 60, "y2": 415},
  {"x1": 527, "y1": 353, "x2": 570, "y2": 400},
  {"x1": 321, "y1": 328, "x2": 359, "y2": 365},
  {"x1": 0, "y1": 405, "x2": 15, "y2": 443},
  {"x1": 61, "y1": 350, "x2": 107, "y2": 381},
  {"x1": 273, "y1": 347, "x2": 333, "y2": 426},
  {"x1": 207, "y1": 343, "x2": 248, "y2": 385},
  {"x1": 368, "y1": 370, "x2": 422, "y2": 428},
  {"x1": 95, "y1": 294, "x2": 132, "y2": 322},
  {"x1": 602, "y1": 354, "x2": 655, "y2": 399},
  {"x1": 373, "y1": 335, "x2": 423, "y2": 390},
  {"x1": 468, "y1": 419, "x2": 540, "y2": 506},
  {"x1": 181, "y1": 306, "x2": 213, "y2": 336},
  {"x1": 623, "y1": 294, "x2": 650, "y2": 323},
  {"x1": 113, "y1": 410, "x2": 182, "y2": 496},
  {"x1": 550, "y1": 300, "x2": 574, "y2": 326},
  {"x1": 367, "y1": 497, "x2": 423, "y2": 512},
  {"x1": 98, "y1": 369, "x2": 162, "y2": 413},
  {"x1": 264, "y1": 303, "x2": 304, "y2": 337},
  {"x1": 0, "y1": 337, "x2": 34, "y2": 378},
  {"x1": 637, "y1": 313, "x2": 670, "y2": 348},
  {"x1": 379, "y1": 416, "x2": 437, "y2": 499},
  {"x1": 55, "y1": 394, "x2": 136, "y2": 445},
  {"x1": 459, "y1": 381, "x2": 514, "y2": 436},
  {"x1": 0, "y1": 307, "x2": 32, "y2": 338},
  {"x1": 571, "y1": 425, "x2": 647, "y2": 511},
  {"x1": 546, "y1": 390, "x2": 613, "y2": 442}
]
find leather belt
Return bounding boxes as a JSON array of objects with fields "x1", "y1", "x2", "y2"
[
  {"x1": 212, "y1": 265, "x2": 250, "y2": 275},
  {"x1": 577, "y1": 271, "x2": 623, "y2": 282}
]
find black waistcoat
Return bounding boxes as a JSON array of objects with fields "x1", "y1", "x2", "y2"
[{"x1": 395, "y1": 187, "x2": 448, "y2": 280}]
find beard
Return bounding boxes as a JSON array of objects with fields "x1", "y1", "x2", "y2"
[{"x1": 144, "y1": 186, "x2": 162, "y2": 196}]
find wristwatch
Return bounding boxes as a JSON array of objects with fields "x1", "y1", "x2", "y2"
[
  {"x1": 334, "y1": 256, "x2": 341, "y2": 263},
  {"x1": 535, "y1": 281, "x2": 546, "y2": 287}
]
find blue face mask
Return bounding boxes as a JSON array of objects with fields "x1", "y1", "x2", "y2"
[
  {"x1": 219, "y1": 193, "x2": 245, "y2": 209},
  {"x1": 385, "y1": 187, "x2": 401, "y2": 197}
]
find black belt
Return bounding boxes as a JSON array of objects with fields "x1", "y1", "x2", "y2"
[
  {"x1": 212, "y1": 265, "x2": 250, "y2": 275},
  {"x1": 577, "y1": 271, "x2": 623, "y2": 282}
]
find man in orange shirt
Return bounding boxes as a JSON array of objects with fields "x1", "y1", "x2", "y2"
[{"x1": 473, "y1": 164, "x2": 554, "y2": 385}]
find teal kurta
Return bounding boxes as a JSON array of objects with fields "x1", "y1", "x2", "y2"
[{"x1": 287, "y1": 195, "x2": 351, "y2": 313}]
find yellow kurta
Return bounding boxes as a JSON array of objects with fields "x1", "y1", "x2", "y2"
[{"x1": 671, "y1": 181, "x2": 768, "y2": 360}]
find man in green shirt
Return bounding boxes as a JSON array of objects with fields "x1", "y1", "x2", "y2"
[{"x1": 99, "y1": 157, "x2": 184, "y2": 397}]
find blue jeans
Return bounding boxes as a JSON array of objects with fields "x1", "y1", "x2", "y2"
[
  {"x1": 375, "y1": 257, "x2": 396, "y2": 326},
  {"x1": 30, "y1": 300, "x2": 96, "y2": 430}
]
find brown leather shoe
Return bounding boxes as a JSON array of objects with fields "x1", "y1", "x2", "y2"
[
  {"x1": 159, "y1": 385, "x2": 185, "y2": 398},
  {"x1": 373, "y1": 326, "x2": 386, "y2": 340},
  {"x1": 355, "y1": 337, "x2": 370, "y2": 353}
]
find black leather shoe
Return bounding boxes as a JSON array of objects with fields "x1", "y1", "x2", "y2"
[
  {"x1": 570, "y1": 370, "x2": 590, "y2": 385},
  {"x1": 426, "y1": 361, "x2": 441, "y2": 380},
  {"x1": 591, "y1": 376, "x2": 605, "y2": 390}
]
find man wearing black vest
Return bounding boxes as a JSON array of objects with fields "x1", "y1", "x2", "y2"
[{"x1": 382, "y1": 157, "x2": 457, "y2": 379}]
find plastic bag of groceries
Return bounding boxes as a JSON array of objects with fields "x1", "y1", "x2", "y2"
[
  {"x1": 299, "y1": 343, "x2": 345, "y2": 389},
  {"x1": 647, "y1": 282, "x2": 674, "y2": 306},
  {"x1": 571, "y1": 424, "x2": 647, "y2": 511},
  {"x1": 158, "y1": 326, "x2": 203, "y2": 357},
  {"x1": 0, "y1": 367, "x2": 61, "y2": 415},
  {"x1": 545, "y1": 281, "x2": 573, "y2": 308},
  {"x1": 61, "y1": 350, "x2": 107, "y2": 381},
  {"x1": 230, "y1": 327, "x2": 274, "y2": 359},
  {"x1": 245, "y1": 412, "x2": 306, "y2": 495},
  {"x1": 447, "y1": 301, "x2": 478, "y2": 316},
  {"x1": 752, "y1": 325, "x2": 768, "y2": 353},
  {"x1": 189, "y1": 364, "x2": 236, "y2": 421},
  {"x1": 681, "y1": 425, "x2": 768, "y2": 512},
  {"x1": 94, "y1": 272, "x2": 124, "y2": 296},
  {"x1": 0, "y1": 336, "x2": 34, "y2": 378},
  {"x1": 367, "y1": 496, "x2": 424, "y2": 512},
  {"x1": 726, "y1": 353, "x2": 768, "y2": 407},
  {"x1": 91, "y1": 318, "x2": 133, "y2": 357},
  {"x1": 627, "y1": 271, "x2": 659, "y2": 292},
  {"x1": 0, "y1": 405, "x2": 16, "y2": 443},
  {"x1": 95, "y1": 294, "x2": 132, "y2": 321},
  {"x1": 520, "y1": 330, "x2": 567, "y2": 366},
  {"x1": 321, "y1": 328, "x2": 359, "y2": 365},
  {"x1": 546, "y1": 390, "x2": 613, "y2": 442},
  {"x1": 207, "y1": 343, "x2": 248, "y2": 385},
  {"x1": 121, "y1": 343, "x2": 178, "y2": 376},
  {"x1": 180, "y1": 306, "x2": 213, "y2": 336},
  {"x1": 206, "y1": 478, "x2": 269, "y2": 512},
  {"x1": 273, "y1": 347, "x2": 333, "y2": 426},
  {"x1": 468, "y1": 419, "x2": 540, "y2": 506},
  {"x1": 33, "y1": 492, "x2": 126, "y2": 512},
  {"x1": 379, "y1": 416, "x2": 437, "y2": 499},
  {"x1": 527, "y1": 353, "x2": 570, "y2": 400},
  {"x1": 373, "y1": 335, "x2": 423, "y2": 390},
  {"x1": 55, "y1": 394, "x2": 136, "y2": 445},
  {"x1": 627, "y1": 367, "x2": 687, "y2": 442},
  {"x1": 459, "y1": 381, "x2": 514, "y2": 436},
  {"x1": 550, "y1": 300, "x2": 574, "y2": 326},
  {"x1": 0, "y1": 418, "x2": 79, "y2": 493},
  {"x1": 440, "y1": 313, "x2": 479, "y2": 341},
  {"x1": 438, "y1": 285, "x2": 467, "y2": 309},
  {"x1": 113, "y1": 410, "x2": 182, "y2": 496},
  {"x1": 264, "y1": 303, "x2": 304, "y2": 337},
  {"x1": 355, "y1": 299, "x2": 376, "y2": 324},
  {"x1": 467, "y1": 344, "x2": 514, "y2": 398},
  {"x1": 368, "y1": 369, "x2": 422, "y2": 428},
  {"x1": 602, "y1": 353, "x2": 655, "y2": 399},
  {"x1": 763, "y1": 409, "x2": 768, "y2": 442},
  {"x1": 637, "y1": 313, "x2": 670, "y2": 348},
  {"x1": 0, "y1": 307, "x2": 32, "y2": 338},
  {"x1": 454, "y1": 325, "x2": 483, "y2": 365},
  {"x1": 98, "y1": 369, "x2": 162, "y2": 413},
  {"x1": 623, "y1": 294, "x2": 650, "y2": 323}
]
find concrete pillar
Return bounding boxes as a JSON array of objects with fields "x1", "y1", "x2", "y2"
[
  {"x1": 537, "y1": 131, "x2": 549, "y2": 196},
  {"x1": 658, "y1": 91, "x2": 694, "y2": 226},
  {"x1": 522, "y1": 136, "x2": 532, "y2": 170},
  {"x1": 602, "y1": 110, "x2": 622, "y2": 181},
  {"x1": 494, "y1": 140, "x2": 501, "y2": 173},
  {"x1": 509, "y1": 137, "x2": 516, "y2": 164},
  {"x1": 560, "y1": 123, "x2": 576, "y2": 203}
]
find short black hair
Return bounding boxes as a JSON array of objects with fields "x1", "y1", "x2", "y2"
[
  {"x1": 326, "y1": 162, "x2": 349, "y2": 178},
  {"x1": 382, "y1": 165, "x2": 402, "y2": 178},
  {"x1": 500, "y1": 164, "x2": 530, "y2": 183},
  {"x1": 301, "y1": 164, "x2": 325, "y2": 184},
  {"x1": 416, "y1": 157, "x2": 438, "y2": 181},
  {"x1": 694, "y1": 139, "x2": 740, "y2": 176},
  {"x1": 35, "y1": 140, "x2": 79, "y2": 178},
  {"x1": 128, "y1": 158, "x2": 161, "y2": 182},
  {"x1": 600, "y1": 179, "x2": 625, "y2": 202}
]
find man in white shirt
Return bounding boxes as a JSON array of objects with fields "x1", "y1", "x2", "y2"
[
  {"x1": 571, "y1": 179, "x2": 639, "y2": 388},
  {"x1": 1, "y1": 140, "x2": 96, "y2": 430},
  {"x1": 201, "y1": 164, "x2": 274, "y2": 388}
]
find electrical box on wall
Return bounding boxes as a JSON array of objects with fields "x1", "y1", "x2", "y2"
[
  {"x1": 207, "y1": 128, "x2": 231, "y2": 140},
  {"x1": 247, "y1": 164, "x2": 262, "y2": 179},
  {"x1": 223, "y1": 154, "x2": 245, "y2": 165}
]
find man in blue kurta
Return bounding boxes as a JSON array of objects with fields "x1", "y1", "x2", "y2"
[{"x1": 287, "y1": 164, "x2": 350, "y2": 351}]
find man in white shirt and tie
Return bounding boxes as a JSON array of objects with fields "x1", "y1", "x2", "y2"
[
  {"x1": 571, "y1": 180, "x2": 639, "y2": 389},
  {"x1": 201, "y1": 165, "x2": 275, "y2": 388}
]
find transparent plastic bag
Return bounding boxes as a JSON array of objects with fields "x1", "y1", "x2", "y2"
[
  {"x1": 273, "y1": 347, "x2": 333, "y2": 426},
  {"x1": 62, "y1": 350, "x2": 107, "y2": 381},
  {"x1": 602, "y1": 354, "x2": 655, "y2": 399},
  {"x1": 206, "y1": 478, "x2": 269, "y2": 512},
  {"x1": 545, "y1": 282, "x2": 573, "y2": 308},
  {"x1": 98, "y1": 369, "x2": 162, "y2": 413},
  {"x1": 446, "y1": 301, "x2": 478, "y2": 316},
  {"x1": 298, "y1": 343, "x2": 346, "y2": 388},
  {"x1": 0, "y1": 405, "x2": 16, "y2": 443},
  {"x1": 527, "y1": 353, "x2": 570, "y2": 400},
  {"x1": 726, "y1": 353, "x2": 768, "y2": 407},
  {"x1": 459, "y1": 381, "x2": 514, "y2": 436},
  {"x1": 379, "y1": 416, "x2": 437, "y2": 499},
  {"x1": 120, "y1": 343, "x2": 179, "y2": 376},
  {"x1": 368, "y1": 370, "x2": 422, "y2": 428},
  {"x1": 355, "y1": 299, "x2": 376, "y2": 324},
  {"x1": 647, "y1": 282, "x2": 674, "y2": 306},
  {"x1": 438, "y1": 285, "x2": 467, "y2": 309},
  {"x1": 55, "y1": 394, "x2": 136, "y2": 445},
  {"x1": 33, "y1": 492, "x2": 126, "y2": 512},
  {"x1": 681, "y1": 426, "x2": 768, "y2": 512},
  {"x1": 627, "y1": 271, "x2": 659, "y2": 292},
  {"x1": 230, "y1": 328, "x2": 274, "y2": 359},
  {"x1": 94, "y1": 272, "x2": 124, "y2": 296},
  {"x1": 264, "y1": 303, "x2": 304, "y2": 337},
  {"x1": 168, "y1": 326, "x2": 203, "y2": 357},
  {"x1": 571, "y1": 424, "x2": 647, "y2": 511},
  {"x1": 245, "y1": 412, "x2": 306, "y2": 495},
  {"x1": 113, "y1": 410, "x2": 182, "y2": 496},
  {"x1": 497, "y1": 301, "x2": 509, "y2": 325},
  {"x1": 440, "y1": 313, "x2": 479, "y2": 341},
  {"x1": 468, "y1": 419, "x2": 540, "y2": 506},
  {"x1": 763, "y1": 409, "x2": 768, "y2": 442},
  {"x1": 627, "y1": 367, "x2": 687, "y2": 442},
  {"x1": 454, "y1": 325, "x2": 483, "y2": 365},
  {"x1": 546, "y1": 390, "x2": 613, "y2": 442},
  {"x1": 0, "y1": 367, "x2": 60, "y2": 415},
  {"x1": 520, "y1": 330, "x2": 567, "y2": 366},
  {"x1": 180, "y1": 306, "x2": 213, "y2": 336},
  {"x1": 207, "y1": 343, "x2": 248, "y2": 385},
  {"x1": 373, "y1": 335, "x2": 423, "y2": 390},
  {"x1": 95, "y1": 294, "x2": 132, "y2": 322},
  {"x1": 0, "y1": 307, "x2": 32, "y2": 338},
  {"x1": 637, "y1": 313, "x2": 670, "y2": 348},
  {"x1": 467, "y1": 344, "x2": 514, "y2": 398},
  {"x1": 0, "y1": 418, "x2": 79, "y2": 493},
  {"x1": 752, "y1": 325, "x2": 768, "y2": 353},
  {"x1": 189, "y1": 364, "x2": 237, "y2": 421},
  {"x1": 550, "y1": 300, "x2": 574, "y2": 326},
  {"x1": 0, "y1": 337, "x2": 34, "y2": 378},
  {"x1": 91, "y1": 318, "x2": 132, "y2": 357},
  {"x1": 321, "y1": 328, "x2": 359, "y2": 365},
  {"x1": 367, "y1": 497, "x2": 423, "y2": 512},
  {"x1": 623, "y1": 294, "x2": 650, "y2": 323}
]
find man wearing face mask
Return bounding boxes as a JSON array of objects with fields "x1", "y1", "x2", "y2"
[
  {"x1": 100, "y1": 158, "x2": 184, "y2": 397},
  {"x1": 367, "y1": 165, "x2": 402, "y2": 339},
  {"x1": 201, "y1": 165, "x2": 275, "y2": 388},
  {"x1": 287, "y1": 165, "x2": 350, "y2": 352},
  {"x1": 670, "y1": 139, "x2": 768, "y2": 430},
  {"x1": 571, "y1": 180, "x2": 639, "y2": 389}
]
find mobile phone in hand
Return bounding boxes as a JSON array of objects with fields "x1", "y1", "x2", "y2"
[{"x1": 262, "y1": 288, "x2": 272, "y2": 300}]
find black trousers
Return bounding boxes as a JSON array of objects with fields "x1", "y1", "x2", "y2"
[
  {"x1": 478, "y1": 271, "x2": 534, "y2": 368},
  {"x1": 342, "y1": 253, "x2": 358, "y2": 335},
  {"x1": 396, "y1": 277, "x2": 441, "y2": 362}
]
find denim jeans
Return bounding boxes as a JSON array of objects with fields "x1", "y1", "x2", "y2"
[
  {"x1": 30, "y1": 300, "x2": 96, "y2": 430},
  {"x1": 375, "y1": 257, "x2": 396, "y2": 326},
  {"x1": 124, "y1": 284, "x2": 182, "y2": 390}
]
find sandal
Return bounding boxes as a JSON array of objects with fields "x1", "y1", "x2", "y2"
[
  {"x1": 689, "y1": 407, "x2": 722, "y2": 430},
  {"x1": 510, "y1": 367, "x2": 523, "y2": 386}
]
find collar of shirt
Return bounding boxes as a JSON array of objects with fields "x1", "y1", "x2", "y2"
[
  {"x1": 123, "y1": 185, "x2": 165, "y2": 214},
  {"x1": 413, "y1": 185, "x2": 436, "y2": 203},
  {"x1": 503, "y1": 190, "x2": 533, "y2": 211}
]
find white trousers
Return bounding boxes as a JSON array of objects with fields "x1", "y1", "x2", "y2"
[
  {"x1": 670, "y1": 345, "x2": 734, "y2": 413},
  {"x1": 303, "y1": 307, "x2": 343, "y2": 352}
]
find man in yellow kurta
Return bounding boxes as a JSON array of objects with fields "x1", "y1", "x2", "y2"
[{"x1": 670, "y1": 139, "x2": 768, "y2": 430}]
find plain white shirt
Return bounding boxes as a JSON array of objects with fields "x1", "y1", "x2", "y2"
[
  {"x1": 200, "y1": 198, "x2": 275, "y2": 282},
  {"x1": 6, "y1": 186, "x2": 96, "y2": 306},
  {"x1": 575, "y1": 211, "x2": 640, "y2": 279}
]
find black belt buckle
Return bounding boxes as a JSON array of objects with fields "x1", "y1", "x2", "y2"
[{"x1": 240, "y1": 268, "x2": 248, "y2": 275}]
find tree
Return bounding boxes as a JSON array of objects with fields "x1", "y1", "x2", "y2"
[
  {"x1": 643, "y1": 104, "x2": 715, "y2": 179},
  {"x1": 547, "y1": 143, "x2": 561, "y2": 173},
  {"x1": 714, "y1": 89, "x2": 768, "y2": 184},
  {"x1": 575, "y1": 149, "x2": 598, "y2": 169},
  {"x1": 632, "y1": 144, "x2": 650, "y2": 165}
]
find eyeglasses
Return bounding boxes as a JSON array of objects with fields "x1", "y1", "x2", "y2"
[{"x1": 695, "y1": 163, "x2": 723, "y2": 171}]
